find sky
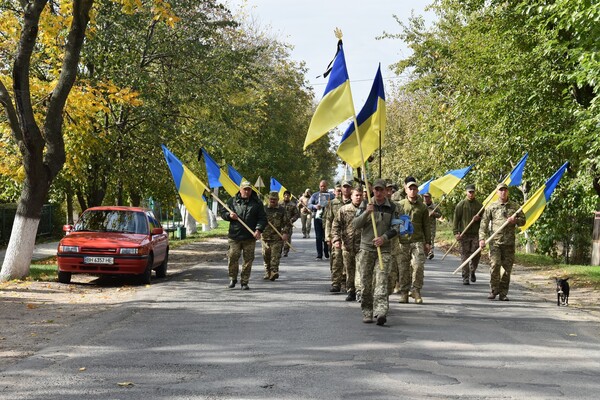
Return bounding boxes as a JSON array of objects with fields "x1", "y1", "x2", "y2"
[{"x1": 223, "y1": 0, "x2": 435, "y2": 105}]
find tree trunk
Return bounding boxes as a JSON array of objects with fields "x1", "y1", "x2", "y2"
[{"x1": 0, "y1": 0, "x2": 94, "y2": 281}]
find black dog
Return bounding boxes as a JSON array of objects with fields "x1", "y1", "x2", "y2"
[{"x1": 556, "y1": 278, "x2": 570, "y2": 306}]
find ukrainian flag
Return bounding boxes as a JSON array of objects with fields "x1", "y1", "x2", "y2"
[
  {"x1": 520, "y1": 161, "x2": 569, "y2": 232},
  {"x1": 429, "y1": 165, "x2": 474, "y2": 198},
  {"x1": 200, "y1": 148, "x2": 240, "y2": 196},
  {"x1": 482, "y1": 153, "x2": 529, "y2": 206},
  {"x1": 418, "y1": 178, "x2": 435, "y2": 195},
  {"x1": 337, "y1": 65, "x2": 386, "y2": 168},
  {"x1": 227, "y1": 164, "x2": 243, "y2": 186},
  {"x1": 269, "y1": 177, "x2": 287, "y2": 200},
  {"x1": 304, "y1": 40, "x2": 355, "y2": 150},
  {"x1": 161, "y1": 145, "x2": 209, "y2": 225}
]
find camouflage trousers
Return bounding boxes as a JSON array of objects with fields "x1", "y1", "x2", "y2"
[
  {"x1": 460, "y1": 235, "x2": 481, "y2": 281},
  {"x1": 262, "y1": 240, "x2": 283, "y2": 275},
  {"x1": 301, "y1": 213, "x2": 312, "y2": 237},
  {"x1": 227, "y1": 238, "x2": 256, "y2": 285},
  {"x1": 430, "y1": 223, "x2": 437, "y2": 251},
  {"x1": 342, "y1": 249, "x2": 357, "y2": 293},
  {"x1": 359, "y1": 249, "x2": 391, "y2": 319},
  {"x1": 397, "y1": 242, "x2": 426, "y2": 293},
  {"x1": 282, "y1": 231, "x2": 293, "y2": 256},
  {"x1": 387, "y1": 239, "x2": 401, "y2": 295},
  {"x1": 330, "y1": 246, "x2": 344, "y2": 287},
  {"x1": 489, "y1": 244, "x2": 515, "y2": 296}
]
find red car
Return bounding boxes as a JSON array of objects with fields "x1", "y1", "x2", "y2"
[{"x1": 57, "y1": 206, "x2": 169, "y2": 284}]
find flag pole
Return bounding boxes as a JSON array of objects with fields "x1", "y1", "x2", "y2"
[
  {"x1": 441, "y1": 203, "x2": 486, "y2": 261},
  {"x1": 339, "y1": 33, "x2": 384, "y2": 271},
  {"x1": 452, "y1": 204, "x2": 525, "y2": 275}
]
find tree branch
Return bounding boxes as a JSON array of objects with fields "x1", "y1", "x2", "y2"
[{"x1": 0, "y1": 79, "x2": 23, "y2": 141}]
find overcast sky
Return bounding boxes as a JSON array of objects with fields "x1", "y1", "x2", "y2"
[{"x1": 223, "y1": 0, "x2": 435, "y2": 105}]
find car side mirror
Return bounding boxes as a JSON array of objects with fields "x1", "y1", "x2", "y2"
[{"x1": 151, "y1": 227, "x2": 164, "y2": 235}]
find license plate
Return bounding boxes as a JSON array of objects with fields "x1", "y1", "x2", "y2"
[{"x1": 84, "y1": 256, "x2": 114, "y2": 265}]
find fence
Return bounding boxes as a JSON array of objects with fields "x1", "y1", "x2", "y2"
[{"x1": 0, "y1": 204, "x2": 53, "y2": 245}]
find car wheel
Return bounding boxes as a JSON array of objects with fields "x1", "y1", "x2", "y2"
[
  {"x1": 58, "y1": 271, "x2": 72, "y2": 284},
  {"x1": 138, "y1": 254, "x2": 153, "y2": 285},
  {"x1": 155, "y1": 250, "x2": 168, "y2": 278}
]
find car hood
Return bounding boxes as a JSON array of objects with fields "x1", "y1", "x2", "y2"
[{"x1": 59, "y1": 232, "x2": 148, "y2": 247}]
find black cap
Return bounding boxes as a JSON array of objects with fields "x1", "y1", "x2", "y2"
[{"x1": 404, "y1": 176, "x2": 416, "y2": 184}]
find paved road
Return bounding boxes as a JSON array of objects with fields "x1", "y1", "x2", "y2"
[
  {"x1": 2, "y1": 231, "x2": 600, "y2": 399},
  {"x1": 0, "y1": 241, "x2": 59, "y2": 264}
]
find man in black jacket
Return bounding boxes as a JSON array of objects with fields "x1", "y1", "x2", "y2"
[{"x1": 221, "y1": 181, "x2": 268, "y2": 290}]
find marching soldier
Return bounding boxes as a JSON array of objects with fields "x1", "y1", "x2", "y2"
[
  {"x1": 279, "y1": 190, "x2": 299, "y2": 257},
  {"x1": 324, "y1": 181, "x2": 352, "y2": 292},
  {"x1": 262, "y1": 192, "x2": 291, "y2": 281}
]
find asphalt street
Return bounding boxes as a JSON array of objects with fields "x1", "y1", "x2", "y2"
[{"x1": 2, "y1": 228, "x2": 600, "y2": 399}]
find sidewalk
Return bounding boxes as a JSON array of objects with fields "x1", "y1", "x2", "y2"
[{"x1": 0, "y1": 241, "x2": 59, "y2": 265}]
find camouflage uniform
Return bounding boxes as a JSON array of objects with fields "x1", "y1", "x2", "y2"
[
  {"x1": 222, "y1": 191, "x2": 267, "y2": 286},
  {"x1": 453, "y1": 197, "x2": 483, "y2": 283},
  {"x1": 332, "y1": 202, "x2": 362, "y2": 295},
  {"x1": 353, "y1": 197, "x2": 401, "y2": 322},
  {"x1": 397, "y1": 196, "x2": 431, "y2": 301},
  {"x1": 479, "y1": 199, "x2": 525, "y2": 298},
  {"x1": 280, "y1": 199, "x2": 299, "y2": 256},
  {"x1": 425, "y1": 200, "x2": 442, "y2": 254},
  {"x1": 298, "y1": 193, "x2": 312, "y2": 238},
  {"x1": 324, "y1": 196, "x2": 351, "y2": 289},
  {"x1": 262, "y1": 203, "x2": 291, "y2": 280}
]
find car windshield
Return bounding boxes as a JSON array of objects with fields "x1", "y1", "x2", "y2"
[{"x1": 74, "y1": 210, "x2": 149, "y2": 234}]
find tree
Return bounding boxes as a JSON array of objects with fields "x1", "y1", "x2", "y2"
[{"x1": 0, "y1": 0, "x2": 94, "y2": 280}]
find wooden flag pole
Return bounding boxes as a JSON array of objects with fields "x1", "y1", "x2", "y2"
[{"x1": 452, "y1": 205, "x2": 525, "y2": 275}]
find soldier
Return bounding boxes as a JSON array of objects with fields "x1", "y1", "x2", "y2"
[
  {"x1": 262, "y1": 192, "x2": 291, "y2": 281},
  {"x1": 221, "y1": 180, "x2": 267, "y2": 290},
  {"x1": 423, "y1": 193, "x2": 442, "y2": 259},
  {"x1": 453, "y1": 184, "x2": 483, "y2": 285},
  {"x1": 479, "y1": 183, "x2": 526, "y2": 301},
  {"x1": 332, "y1": 186, "x2": 363, "y2": 301},
  {"x1": 353, "y1": 179, "x2": 402, "y2": 326},
  {"x1": 308, "y1": 180, "x2": 335, "y2": 260},
  {"x1": 324, "y1": 181, "x2": 352, "y2": 292},
  {"x1": 298, "y1": 189, "x2": 312, "y2": 238},
  {"x1": 279, "y1": 190, "x2": 299, "y2": 257},
  {"x1": 397, "y1": 179, "x2": 431, "y2": 304}
]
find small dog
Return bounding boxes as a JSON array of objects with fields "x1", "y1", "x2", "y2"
[{"x1": 556, "y1": 278, "x2": 570, "y2": 306}]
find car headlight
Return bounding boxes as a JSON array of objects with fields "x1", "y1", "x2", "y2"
[
  {"x1": 119, "y1": 248, "x2": 139, "y2": 255},
  {"x1": 59, "y1": 245, "x2": 79, "y2": 253}
]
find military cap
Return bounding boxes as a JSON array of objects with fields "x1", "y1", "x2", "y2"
[
  {"x1": 406, "y1": 180, "x2": 419, "y2": 188},
  {"x1": 496, "y1": 182, "x2": 508, "y2": 190},
  {"x1": 404, "y1": 176, "x2": 417, "y2": 184},
  {"x1": 372, "y1": 179, "x2": 387, "y2": 189},
  {"x1": 342, "y1": 180, "x2": 353, "y2": 187},
  {"x1": 386, "y1": 180, "x2": 394, "y2": 188},
  {"x1": 240, "y1": 180, "x2": 252, "y2": 189},
  {"x1": 465, "y1": 184, "x2": 476, "y2": 192},
  {"x1": 423, "y1": 192, "x2": 432, "y2": 197},
  {"x1": 268, "y1": 191, "x2": 279, "y2": 200}
]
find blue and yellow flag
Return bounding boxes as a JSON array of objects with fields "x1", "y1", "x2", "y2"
[
  {"x1": 161, "y1": 145, "x2": 209, "y2": 225},
  {"x1": 337, "y1": 65, "x2": 386, "y2": 168},
  {"x1": 482, "y1": 153, "x2": 529, "y2": 206},
  {"x1": 200, "y1": 148, "x2": 239, "y2": 196},
  {"x1": 418, "y1": 178, "x2": 435, "y2": 195},
  {"x1": 269, "y1": 177, "x2": 287, "y2": 200},
  {"x1": 304, "y1": 40, "x2": 355, "y2": 150},
  {"x1": 227, "y1": 164, "x2": 243, "y2": 186},
  {"x1": 520, "y1": 161, "x2": 569, "y2": 232},
  {"x1": 429, "y1": 165, "x2": 474, "y2": 198}
]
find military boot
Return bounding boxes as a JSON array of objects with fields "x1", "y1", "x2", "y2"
[
  {"x1": 411, "y1": 289, "x2": 423, "y2": 304},
  {"x1": 398, "y1": 292, "x2": 409, "y2": 304}
]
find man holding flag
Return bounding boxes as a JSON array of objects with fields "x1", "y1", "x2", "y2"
[
  {"x1": 221, "y1": 180, "x2": 268, "y2": 290},
  {"x1": 479, "y1": 183, "x2": 526, "y2": 301},
  {"x1": 453, "y1": 184, "x2": 483, "y2": 285}
]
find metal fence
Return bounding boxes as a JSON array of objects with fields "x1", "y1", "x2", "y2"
[{"x1": 0, "y1": 204, "x2": 53, "y2": 245}]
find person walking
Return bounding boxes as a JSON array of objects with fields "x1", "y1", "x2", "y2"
[
  {"x1": 397, "y1": 179, "x2": 431, "y2": 304},
  {"x1": 479, "y1": 183, "x2": 526, "y2": 301},
  {"x1": 263, "y1": 192, "x2": 291, "y2": 281},
  {"x1": 279, "y1": 190, "x2": 299, "y2": 257},
  {"x1": 353, "y1": 179, "x2": 402, "y2": 326},
  {"x1": 423, "y1": 193, "x2": 442, "y2": 259},
  {"x1": 324, "y1": 181, "x2": 352, "y2": 292},
  {"x1": 221, "y1": 180, "x2": 267, "y2": 290},
  {"x1": 298, "y1": 188, "x2": 313, "y2": 238},
  {"x1": 308, "y1": 180, "x2": 335, "y2": 260},
  {"x1": 331, "y1": 186, "x2": 363, "y2": 301},
  {"x1": 453, "y1": 184, "x2": 483, "y2": 285}
]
